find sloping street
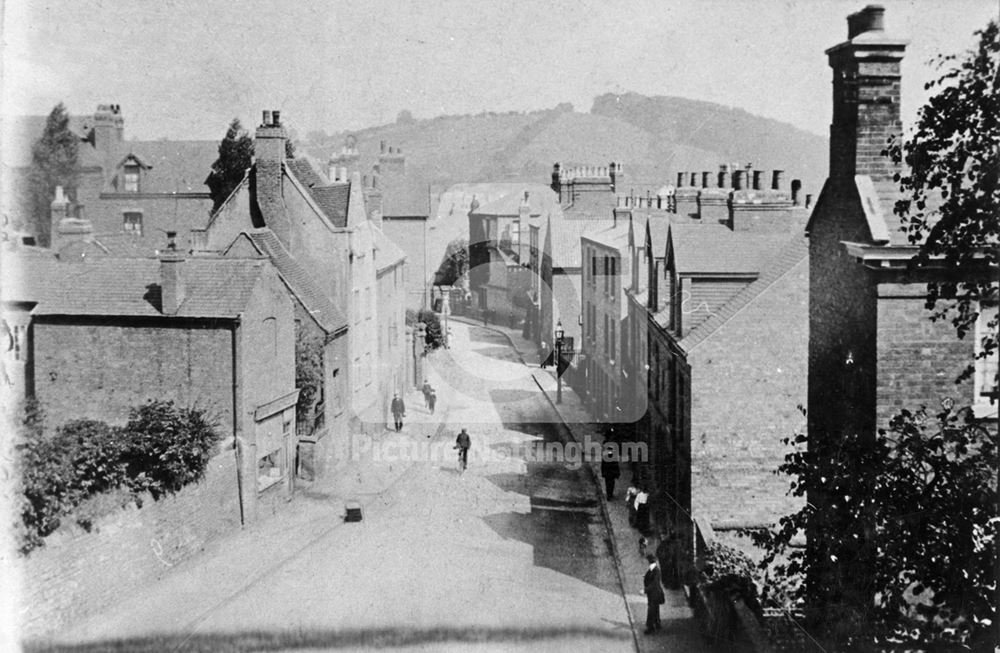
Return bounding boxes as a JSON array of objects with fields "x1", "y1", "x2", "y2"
[{"x1": 38, "y1": 321, "x2": 637, "y2": 652}]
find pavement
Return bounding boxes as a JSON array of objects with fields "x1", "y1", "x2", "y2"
[
  {"x1": 30, "y1": 320, "x2": 655, "y2": 653},
  {"x1": 450, "y1": 315, "x2": 710, "y2": 653}
]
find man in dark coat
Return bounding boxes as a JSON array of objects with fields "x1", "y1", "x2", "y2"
[
  {"x1": 600, "y1": 445, "x2": 620, "y2": 499},
  {"x1": 455, "y1": 428, "x2": 471, "y2": 471},
  {"x1": 390, "y1": 393, "x2": 405, "y2": 432},
  {"x1": 656, "y1": 530, "x2": 680, "y2": 589},
  {"x1": 643, "y1": 553, "x2": 665, "y2": 634},
  {"x1": 421, "y1": 380, "x2": 432, "y2": 408}
]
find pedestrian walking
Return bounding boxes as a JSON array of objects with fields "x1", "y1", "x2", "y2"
[
  {"x1": 390, "y1": 393, "x2": 406, "y2": 432},
  {"x1": 428, "y1": 388, "x2": 437, "y2": 414},
  {"x1": 656, "y1": 529, "x2": 680, "y2": 589},
  {"x1": 643, "y1": 553, "x2": 665, "y2": 634},
  {"x1": 635, "y1": 486, "x2": 650, "y2": 533},
  {"x1": 626, "y1": 486, "x2": 638, "y2": 526},
  {"x1": 421, "y1": 379, "x2": 432, "y2": 408},
  {"x1": 454, "y1": 428, "x2": 471, "y2": 471},
  {"x1": 600, "y1": 445, "x2": 620, "y2": 500}
]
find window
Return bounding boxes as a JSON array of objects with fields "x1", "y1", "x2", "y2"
[
  {"x1": 603, "y1": 256, "x2": 610, "y2": 294},
  {"x1": 123, "y1": 211, "x2": 142, "y2": 236},
  {"x1": 603, "y1": 314, "x2": 609, "y2": 356},
  {"x1": 257, "y1": 448, "x2": 283, "y2": 492},
  {"x1": 123, "y1": 164, "x2": 140, "y2": 192},
  {"x1": 263, "y1": 317, "x2": 277, "y2": 356},
  {"x1": 353, "y1": 289, "x2": 361, "y2": 324},
  {"x1": 610, "y1": 321, "x2": 616, "y2": 364},
  {"x1": 975, "y1": 303, "x2": 998, "y2": 404},
  {"x1": 610, "y1": 257, "x2": 617, "y2": 301},
  {"x1": 366, "y1": 286, "x2": 373, "y2": 321},
  {"x1": 331, "y1": 368, "x2": 343, "y2": 413}
]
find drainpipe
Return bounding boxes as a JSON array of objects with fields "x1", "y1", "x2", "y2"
[{"x1": 231, "y1": 318, "x2": 245, "y2": 526}]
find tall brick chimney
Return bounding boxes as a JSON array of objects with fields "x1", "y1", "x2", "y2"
[
  {"x1": 827, "y1": 5, "x2": 908, "y2": 183},
  {"x1": 609, "y1": 162, "x2": 625, "y2": 194},
  {"x1": 160, "y1": 231, "x2": 186, "y2": 315},
  {"x1": 92, "y1": 104, "x2": 124, "y2": 173},
  {"x1": 252, "y1": 110, "x2": 292, "y2": 245}
]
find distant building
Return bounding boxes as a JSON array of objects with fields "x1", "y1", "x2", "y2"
[
  {"x1": 329, "y1": 140, "x2": 432, "y2": 309},
  {"x1": 1, "y1": 239, "x2": 298, "y2": 523},
  {"x1": 3, "y1": 104, "x2": 215, "y2": 251}
]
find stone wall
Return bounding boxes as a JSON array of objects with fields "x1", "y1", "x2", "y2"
[{"x1": 18, "y1": 450, "x2": 241, "y2": 638}]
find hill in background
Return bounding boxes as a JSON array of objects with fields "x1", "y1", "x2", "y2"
[{"x1": 304, "y1": 91, "x2": 828, "y2": 199}]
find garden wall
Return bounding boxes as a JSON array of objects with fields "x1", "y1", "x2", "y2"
[{"x1": 17, "y1": 449, "x2": 241, "y2": 639}]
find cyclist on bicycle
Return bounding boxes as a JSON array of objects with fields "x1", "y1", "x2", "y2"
[{"x1": 455, "y1": 428, "x2": 471, "y2": 471}]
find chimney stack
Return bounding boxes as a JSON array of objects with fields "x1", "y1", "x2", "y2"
[
  {"x1": 827, "y1": 4, "x2": 907, "y2": 183},
  {"x1": 255, "y1": 109, "x2": 287, "y2": 164},
  {"x1": 160, "y1": 231, "x2": 186, "y2": 315}
]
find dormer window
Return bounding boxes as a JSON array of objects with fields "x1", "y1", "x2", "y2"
[{"x1": 123, "y1": 164, "x2": 140, "y2": 192}]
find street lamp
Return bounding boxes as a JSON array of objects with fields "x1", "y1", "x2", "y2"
[{"x1": 554, "y1": 319, "x2": 564, "y2": 404}]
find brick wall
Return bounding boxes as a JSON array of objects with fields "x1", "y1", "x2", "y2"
[
  {"x1": 33, "y1": 320, "x2": 234, "y2": 432},
  {"x1": 18, "y1": 449, "x2": 241, "y2": 638},
  {"x1": 876, "y1": 283, "x2": 975, "y2": 422},
  {"x1": 688, "y1": 257, "x2": 809, "y2": 526},
  {"x1": 808, "y1": 183, "x2": 879, "y2": 447}
]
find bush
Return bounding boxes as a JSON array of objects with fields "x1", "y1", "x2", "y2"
[
  {"x1": 121, "y1": 400, "x2": 221, "y2": 498},
  {"x1": 406, "y1": 308, "x2": 444, "y2": 350},
  {"x1": 295, "y1": 325, "x2": 325, "y2": 429},
  {"x1": 16, "y1": 400, "x2": 221, "y2": 553},
  {"x1": 700, "y1": 540, "x2": 761, "y2": 613}
]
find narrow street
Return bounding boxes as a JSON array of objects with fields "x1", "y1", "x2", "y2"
[{"x1": 42, "y1": 321, "x2": 635, "y2": 653}]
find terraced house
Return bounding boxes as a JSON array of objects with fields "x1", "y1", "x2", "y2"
[{"x1": 625, "y1": 162, "x2": 810, "y2": 569}]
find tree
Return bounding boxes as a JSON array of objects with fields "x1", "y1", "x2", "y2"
[
  {"x1": 396, "y1": 109, "x2": 415, "y2": 125},
  {"x1": 434, "y1": 237, "x2": 469, "y2": 286},
  {"x1": 752, "y1": 407, "x2": 996, "y2": 650},
  {"x1": 886, "y1": 21, "x2": 1000, "y2": 389},
  {"x1": 295, "y1": 325, "x2": 325, "y2": 430},
  {"x1": 206, "y1": 118, "x2": 253, "y2": 212},
  {"x1": 28, "y1": 103, "x2": 79, "y2": 246}
]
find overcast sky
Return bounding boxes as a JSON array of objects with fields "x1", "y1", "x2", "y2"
[{"x1": 2, "y1": 0, "x2": 995, "y2": 141}]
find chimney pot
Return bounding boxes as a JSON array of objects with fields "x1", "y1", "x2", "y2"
[
  {"x1": 701, "y1": 172, "x2": 711, "y2": 188},
  {"x1": 689, "y1": 172, "x2": 698, "y2": 187},
  {"x1": 262, "y1": 110, "x2": 271, "y2": 126},
  {"x1": 752, "y1": 170, "x2": 763, "y2": 191},
  {"x1": 791, "y1": 179, "x2": 802, "y2": 205},
  {"x1": 772, "y1": 170, "x2": 784, "y2": 190},
  {"x1": 805, "y1": 193, "x2": 814, "y2": 209},
  {"x1": 733, "y1": 170, "x2": 745, "y2": 190},
  {"x1": 272, "y1": 110, "x2": 281, "y2": 125},
  {"x1": 717, "y1": 171, "x2": 729, "y2": 188},
  {"x1": 676, "y1": 172, "x2": 685, "y2": 187},
  {"x1": 166, "y1": 230, "x2": 178, "y2": 251},
  {"x1": 848, "y1": 5, "x2": 885, "y2": 39}
]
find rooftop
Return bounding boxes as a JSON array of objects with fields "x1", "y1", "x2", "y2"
[{"x1": 4, "y1": 253, "x2": 269, "y2": 319}]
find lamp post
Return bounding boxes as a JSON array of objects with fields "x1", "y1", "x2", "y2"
[{"x1": 554, "y1": 319, "x2": 564, "y2": 404}]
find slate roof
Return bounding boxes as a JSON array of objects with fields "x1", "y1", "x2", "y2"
[
  {"x1": 286, "y1": 158, "x2": 351, "y2": 228},
  {"x1": 668, "y1": 224, "x2": 785, "y2": 275},
  {"x1": 382, "y1": 174, "x2": 432, "y2": 217},
  {"x1": 104, "y1": 141, "x2": 217, "y2": 194},
  {"x1": 241, "y1": 228, "x2": 348, "y2": 333},
  {"x1": 549, "y1": 217, "x2": 615, "y2": 268},
  {"x1": 4, "y1": 253, "x2": 267, "y2": 318},
  {"x1": 681, "y1": 235, "x2": 809, "y2": 350},
  {"x1": 372, "y1": 225, "x2": 408, "y2": 272},
  {"x1": 582, "y1": 220, "x2": 631, "y2": 250}
]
